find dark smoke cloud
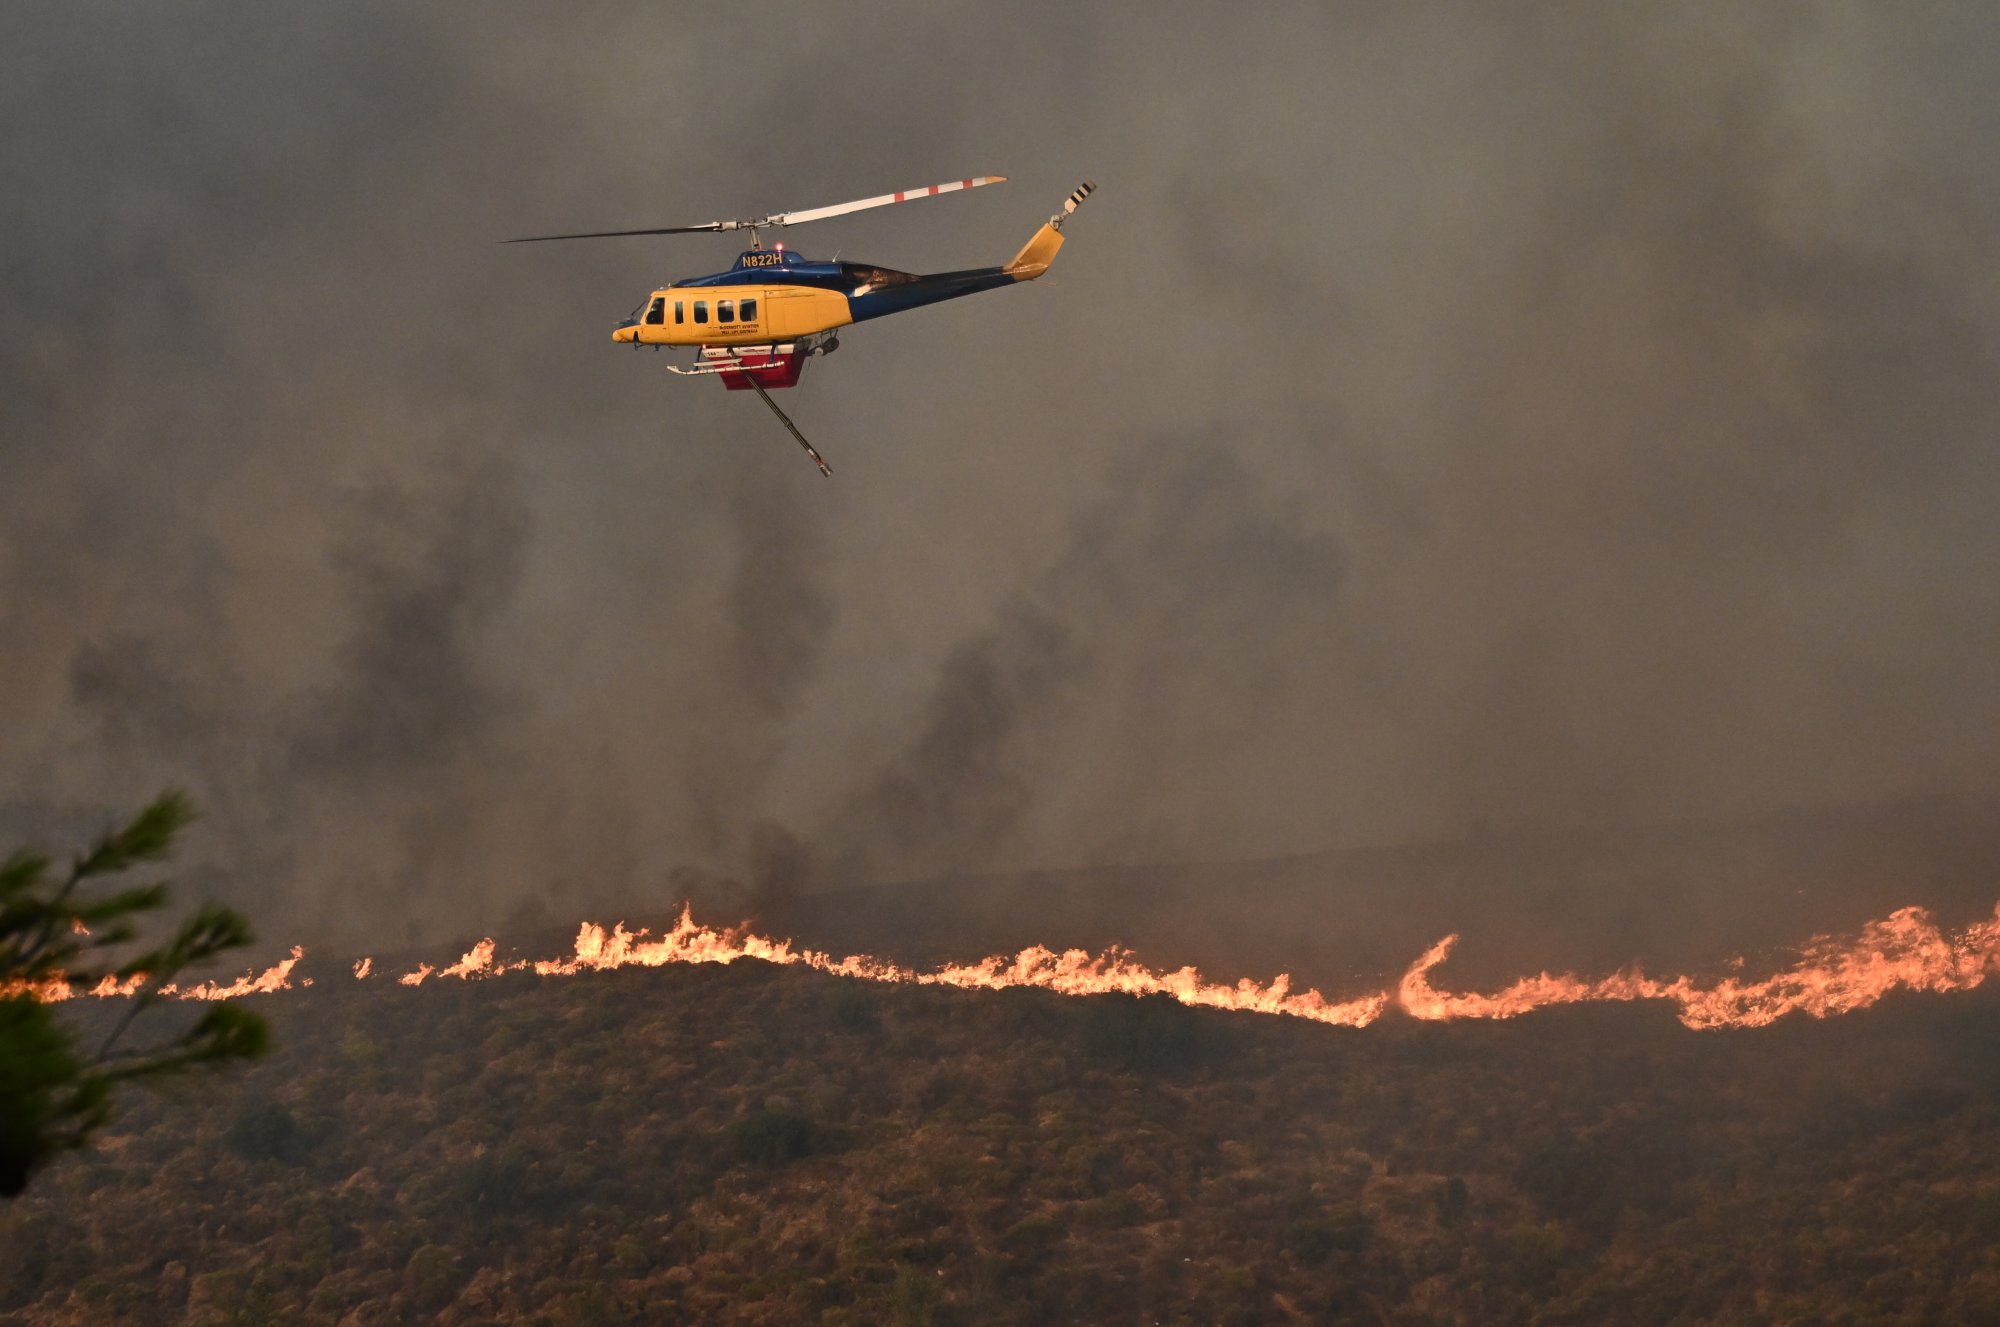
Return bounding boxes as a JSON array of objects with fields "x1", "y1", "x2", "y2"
[
  {"x1": 845, "y1": 598, "x2": 1083, "y2": 868},
  {"x1": 826, "y1": 435, "x2": 1349, "y2": 885},
  {"x1": 724, "y1": 481, "x2": 835, "y2": 722},
  {"x1": 297, "y1": 456, "x2": 529, "y2": 783},
  {"x1": 4, "y1": 3, "x2": 1999, "y2": 968}
]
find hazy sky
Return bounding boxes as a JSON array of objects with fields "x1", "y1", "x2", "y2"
[{"x1": 5, "y1": 3, "x2": 1998, "y2": 951}]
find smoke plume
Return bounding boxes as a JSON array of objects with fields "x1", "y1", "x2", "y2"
[{"x1": 4, "y1": 3, "x2": 1998, "y2": 970}]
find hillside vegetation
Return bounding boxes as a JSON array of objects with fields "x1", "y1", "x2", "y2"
[{"x1": 5, "y1": 957, "x2": 2000, "y2": 1325}]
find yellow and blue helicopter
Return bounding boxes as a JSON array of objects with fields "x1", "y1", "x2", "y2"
[{"x1": 506, "y1": 177, "x2": 1095, "y2": 474}]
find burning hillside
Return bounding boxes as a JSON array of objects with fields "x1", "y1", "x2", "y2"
[
  {"x1": 8, "y1": 937, "x2": 2000, "y2": 1325},
  {"x1": 27, "y1": 897, "x2": 2000, "y2": 1032}
]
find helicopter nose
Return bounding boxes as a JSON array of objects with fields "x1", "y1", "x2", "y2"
[{"x1": 612, "y1": 318, "x2": 639, "y2": 344}]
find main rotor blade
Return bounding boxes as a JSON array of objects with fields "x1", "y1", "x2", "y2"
[
  {"x1": 502, "y1": 176, "x2": 1005, "y2": 243},
  {"x1": 499, "y1": 222, "x2": 733, "y2": 244},
  {"x1": 764, "y1": 175, "x2": 1006, "y2": 227}
]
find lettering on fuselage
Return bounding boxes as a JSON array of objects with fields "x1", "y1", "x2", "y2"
[{"x1": 737, "y1": 252, "x2": 784, "y2": 268}]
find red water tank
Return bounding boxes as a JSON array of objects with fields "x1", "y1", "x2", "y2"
[{"x1": 713, "y1": 349, "x2": 806, "y2": 391}]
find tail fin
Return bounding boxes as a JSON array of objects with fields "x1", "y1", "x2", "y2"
[{"x1": 1005, "y1": 180, "x2": 1095, "y2": 280}]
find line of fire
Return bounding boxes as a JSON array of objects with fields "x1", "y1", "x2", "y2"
[{"x1": 18, "y1": 900, "x2": 2000, "y2": 1033}]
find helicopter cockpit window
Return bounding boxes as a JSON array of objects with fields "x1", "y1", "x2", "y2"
[
  {"x1": 693, "y1": 300, "x2": 709, "y2": 325},
  {"x1": 740, "y1": 298, "x2": 757, "y2": 321},
  {"x1": 717, "y1": 299, "x2": 735, "y2": 324},
  {"x1": 644, "y1": 297, "x2": 666, "y2": 326},
  {"x1": 674, "y1": 301, "x2": 684, "y2": 325}
]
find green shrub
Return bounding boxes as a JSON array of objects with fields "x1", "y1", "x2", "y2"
[
  {"x1": 1435, "y1": 1175, "x2": 1471, "y2": 1226},
  {"x1": 827, "y1": 984, "x2": 881, "y2": 1032},
  {"x1": 727, "y1": 1109, "x2": 820, "y2": 1165},
  {"x1": 1078, "y1": 993, "x2": 1204, "y2": 1073},
  {"x1": 1000, "y1": 1213, "x2": 1064, "y2": 1253},
  {"x1": 890, "y1": 1265, "x2": 937, "y2": 1326},
  {"x1": 1507, "y1": 1220, "x2": 1574, "y2": 1291},
  {"x1": 225, "y1": 1100, "x2": 302, "y2": 1165},
  {"x1": 401, "y1": 1243, "x2": 465, "y2": 1314}
]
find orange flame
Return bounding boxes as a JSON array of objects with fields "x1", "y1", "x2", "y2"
[
  {"x1": 4, "y1": 975, "x2": 75, "y2": 1003},
  {"x1": 489, "y1": 911, "x2": 1390, "y2": 1027},
  {"x1": 378, "y1": 900, "x2": 2000, "y2": 1031},
  {"x1": 4, "y1": 947, "x2": 306, "y2": 1004},
  {"x1": 13, "y1": 902, "x2": 2000, "y2": 1033},
  {"x1": 1397, "y1": 904, "x2": 2000, "y2": 1028},
  {"x1": 87, "y1": 973, "x2": 150, "y2": 999},
  {"x1": 165, "y1": 946, "x2": 306, "y2": 1001}
]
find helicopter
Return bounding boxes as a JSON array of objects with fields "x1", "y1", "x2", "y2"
[{"x1": 504, "y1": 176, "x2": 1096, "y2": 475}]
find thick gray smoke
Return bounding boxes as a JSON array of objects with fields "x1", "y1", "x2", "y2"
[
  {"x1": 5, "y1": 3, "x2": 1999, "y2": 970},
  {"x1": 833, "y1": 437, "x2": 1347, "y2": 879}
]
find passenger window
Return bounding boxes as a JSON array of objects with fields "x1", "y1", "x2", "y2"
[
  {"x1": 740, "y1": 298, "x2": 757, "y2": 321},
  {"x1": 674, "y1": 301, "x2": 684, "y2": 325},
  {"x1": 644, "y1": 297, "x2": 665, "y2": 326},
  {"x1": 693, "y1": 300, "x2": 708, "y2": 325},
  {"x1": 717, "y1": 299, "x2": 735, "y2": 324}
]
